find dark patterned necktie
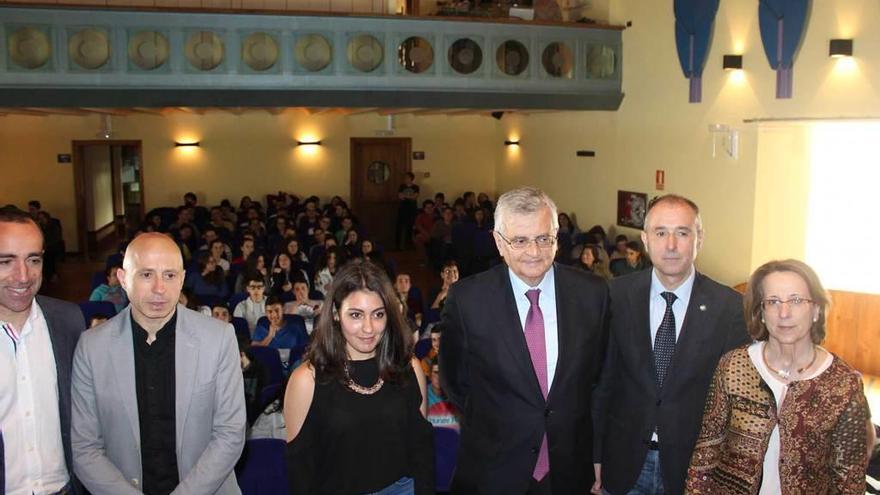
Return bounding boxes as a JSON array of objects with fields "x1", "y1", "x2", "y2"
[{"x1": 654, "y1": 291, "x2": 677, "y2": 389}]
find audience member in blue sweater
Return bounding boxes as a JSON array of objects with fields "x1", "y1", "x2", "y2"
[
  {"x1": 88, "y1": 265, "x2": 128, "y2": 312},
  {"x1": 252, "y1": 295, "x2": 309, "y2": 371}
]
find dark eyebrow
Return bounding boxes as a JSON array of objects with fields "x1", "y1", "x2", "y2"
[{"x1": 0, "y1": 252, "x2": 42, "y2": 259}]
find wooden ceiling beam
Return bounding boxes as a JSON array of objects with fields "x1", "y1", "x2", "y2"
[
  {"x1": 0, "y1": 107, "x2": 48, "y2": 116},
  {"x1": 130, "y1": 107, "x2": 167, "y2": 115},
  {"x1": 176, "y1": 106, "x2": 206, "y2": 115},
  {"x1": 78, "y1": 107, "x2": 133, "y2": 116},
  {"x1": 377, "y1": 108, "x2": 420, "y2": 116},
  {"x1": 25, "y1": 107, "x2": 88, "y2": 116},
  {"x1": 345, "y1": 107, "x2": 379, "y2": 116}
]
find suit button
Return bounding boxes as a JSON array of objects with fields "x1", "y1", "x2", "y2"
[{"x1": 545, "y1": 408, "x2": 553, "y2": 417}]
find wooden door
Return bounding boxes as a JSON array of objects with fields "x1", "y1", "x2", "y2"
[{"x1": 350, "y1": 138, "x2": 412, "y2": 250}]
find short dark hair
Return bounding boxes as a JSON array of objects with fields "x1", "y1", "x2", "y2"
[
  {"x1": 0, "y1": 206, "x2": 43, "y2": 248},
  {"x1": 245, "y1": 273, "x2": 265, "y2": 286},
  {"x1": 184, "y1": 192, "x2": 197, "y2": 201},
  {"x1": 0, "y1": 206, "x2": 38, "y2": 225},
  {"x1": 265, "y1": 295, "x2": 283, "y2": 308},
  {"x1": 28, "y1": 200, "x2": 41, "y2": 209},
  {"x1": 422, "y1": 199, "x2": 435, "y2": 208},
  {"x1": 615, "y1": 234, "x2": 628, "y2": 243},
  {"x1": 211, "y1": 302, "x2": 229, "y2": 312}
]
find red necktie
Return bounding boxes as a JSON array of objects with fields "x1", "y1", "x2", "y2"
[{"x1": 525, "y1": 289, "x2": 549, "y2": 480}]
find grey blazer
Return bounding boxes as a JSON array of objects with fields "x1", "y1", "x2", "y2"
[{"x1": 71, "y1": 305, "x2": 246, "y2": 495}]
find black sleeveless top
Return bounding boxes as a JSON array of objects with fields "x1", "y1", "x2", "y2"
[{"x1": 286, "y1": 358, "x2": 434, "y2": 495}]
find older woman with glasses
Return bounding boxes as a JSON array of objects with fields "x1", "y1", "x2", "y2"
[{"x1": 686, "y1": 259, "x2": 870, "y2": 494}]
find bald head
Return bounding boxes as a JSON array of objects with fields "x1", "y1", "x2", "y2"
[{"x1": 119, "y1": 232, "x2": 185, "y2": 334}]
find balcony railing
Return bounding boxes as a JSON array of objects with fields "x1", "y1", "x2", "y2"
[{"x1": 0, "y1": 5, "x2": 624, "y2": 110}]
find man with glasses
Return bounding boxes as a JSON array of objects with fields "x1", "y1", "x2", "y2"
[
  {"x1": 440, "y1": 187, "x2": 609, "y2": 495},
  {"x1": 233, "y1": 274, "x2": 267, "y2": 335},
  {"x1": 591, "y1": 194, "x2": 749, "y2": 495}
]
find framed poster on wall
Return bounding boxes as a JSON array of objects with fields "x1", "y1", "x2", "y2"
[{"x1": 617, "y1": 190, "x2": 647, "y2": 229}]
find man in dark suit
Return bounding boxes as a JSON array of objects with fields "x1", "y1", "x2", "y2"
[
  {"x1": 440, "y1": 187, "x2": 609, "y2": 495},
  {"x1": 591, "y1": 194, "x2": 749, "y2": 495},
  {"x1": 0, "y1": 206, "x2": 85, "y2": 494}
]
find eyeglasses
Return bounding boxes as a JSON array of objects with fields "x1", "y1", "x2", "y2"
[
  {"x1": 495, "y1": 231, "x2": 557, "y2": 250},
  {"x1": 761, "y1": 296, "x2": 814, "y2": 312}
]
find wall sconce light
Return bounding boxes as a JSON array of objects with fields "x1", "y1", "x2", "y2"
[
  {"x1": 708, "y1": 123, "x2": 738, "y2": 160},
  {"x1": 297, "y1": 139, "x2": 322, "y2": 146},
  {"x1": 174, "y1": 141, "x2": 200, "y2": 147},
  {"x1": 829, "y1": 39, "x2": 853, "y2": 58},
  {"x1": 504, "y1": 140, "x2": 520, "y2": 146},
  {"x1": 722, "y1": 54, "x2": 743, "y2": 70}
]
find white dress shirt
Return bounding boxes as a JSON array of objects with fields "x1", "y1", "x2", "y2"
[
  {"x1": 648, "y1": 268, "x2": 696, "y2": 347},
  {"x1": 509, "y1": 266, "x2": 559, "y2": 390},
  {"x1": 0, "y1": 301, "x2": 70, "y2": 495},
  {"x1": 648, "y1": 268, "x2": 695, "y2": 441}
]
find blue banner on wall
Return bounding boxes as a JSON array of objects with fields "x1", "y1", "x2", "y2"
[
  {"x1": 674, "y1": 0, "x2": 720, "y2": 103},
  {"x1": 759, "y1": 0, "x2": 811, "y2": 98}
]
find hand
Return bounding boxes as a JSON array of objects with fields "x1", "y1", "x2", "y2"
[{"x1": 591, "y1": 463, "x2": 602, "y2": 495}]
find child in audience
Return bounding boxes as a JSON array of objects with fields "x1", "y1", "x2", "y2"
[
  {"x1": 211, "y1": 303, "x2": 231, "y2": 323},
  {"x1": 234, "y1": 274, "x2": 267, "y2": 334},
  {"x1": 187, "y1": 252, "x2": 230, "y2": 300},
  {"x1": 89, "y1": 265, "x2": 128, "y2": 312},
  {"x1": 313, "y1": 249, "x2": 339, "y2": 298},
  {"x1": 395, "y1": 272, "x2": 423, "y2": 329},
  {"x1": 283, "y1": 280, "x2": 322, "y2": 335},
  {"x1": 420, "y1": 325, "x2": 441, "y2": 376},
  {"x1": 252, "y1": 296, "x2": 309, "y2": 372}
]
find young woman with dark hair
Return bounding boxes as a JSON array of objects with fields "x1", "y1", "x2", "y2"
[{"x1": 283, "y1": 261, "x2": 433, "y2": 495}]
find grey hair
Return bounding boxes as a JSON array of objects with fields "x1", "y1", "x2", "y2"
[{"x1": 493, "y1": 187, "x2": 559, "y2": 235}]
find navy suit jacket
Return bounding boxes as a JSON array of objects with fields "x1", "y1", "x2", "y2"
[
  {"x1": 440, "y1": 263, "x2": 609, "y2": 494},
  {"x1": 38, "y1": 295, "x2": 86, "y2": 493},
  {"x1": 592, "y1": 270, "x2": 749, "y2": 495}
]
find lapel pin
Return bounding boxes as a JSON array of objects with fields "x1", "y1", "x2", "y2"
[{"x1": 699, "y1": 304, "x2": 707, "y2": 312}]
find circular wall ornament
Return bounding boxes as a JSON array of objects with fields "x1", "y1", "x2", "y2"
[
  {"x1": 541, "y1": 42, "x2": 573, "y2": 78},
  {"x1": 185, "y1": 30, "x2": 224, "y2": 71},
  {"x1": 294, "y1": 34, "x2": 332, "y2": 72},
  {"x1": 398, "y1": 36, "x2": 433, "y2": 73},
  {"x1": 69, "y1": 28, "x2": 110, "y2": 70},
  {"x1": 448, "y1": 38, "x2": 482, "y2": 75},
  {"x1": 347, "y1": 34, "x2": 383, "y2": 73},
  {"x1": 9, "y1": 27, "x2": 51, "y2": 69},
  {"x1": 128, "y1": 31, "x2": 169, "y2": 70},
  {"x1": 496, "y1": 40, "x2": 529, "y2": 76},
  {"x1": 242, "y1": 32, "x2": 279, "y2": 71}
]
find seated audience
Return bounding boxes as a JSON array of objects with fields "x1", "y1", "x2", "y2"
[
  {"x1": 235, "y1": 253, "x2": 270, "y2": 294},
  {"x1": 395, "y1": 272, "x2": 424, "y2": 330},
  {"x1": 575, "y1": 244, "x2": 613, "y2": 281},
  {"x1": 270, "y1": 253, "x2": 295, "y2": 298},
  {"x1": 187, "y1": 252, "x2": 230, "y2": 300},
  {"x1": 557, "y1": 212, "x2": 580, "y2": 236},
  {"x1": 209, "y1": 238, "x2": 230, "y2": 274},
  {"x1": 234, "y1": 274, "x2": 268, "y2": 334},
  {"x1": 420, "y1": 326, "x2": 441, "y2": 376},
  {"x1": 231, "y1": 236, "x2": 255, "y2": 267},
  {"x1": 686, "y1": 259, "x2": 870, "y2": 494},
  {"x1": 211, "y1": 302, "x2": 232, "y2": 323},
  {"x1": 252, "y1": 296, "x2": 309, "y2": 371},
  {"x1": 313, "y1": 249, "x2": 339, "y2": 298},
  {"x1": 611, "y1": 240, "x2": 651, "y2": 277},
  {"x1": 430, "y1": 260, "x2": 459, "y2": 312},
  {"x1": 283, "y1": 280, "x2": 322, "y2": 335},
  {"x1": 342, "y1": 228, "x2": 361, "y2": 260},
  {"x1": 89, "y1": 265, "x2": 128, "y2": 312},
  {"x1": 609, "y1": 234, "x2": 629, "y2": 261}
]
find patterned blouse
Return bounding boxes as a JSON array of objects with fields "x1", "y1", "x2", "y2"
[{"x1": 686, "y1": 346, "x2": 869, "y2": 494}]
